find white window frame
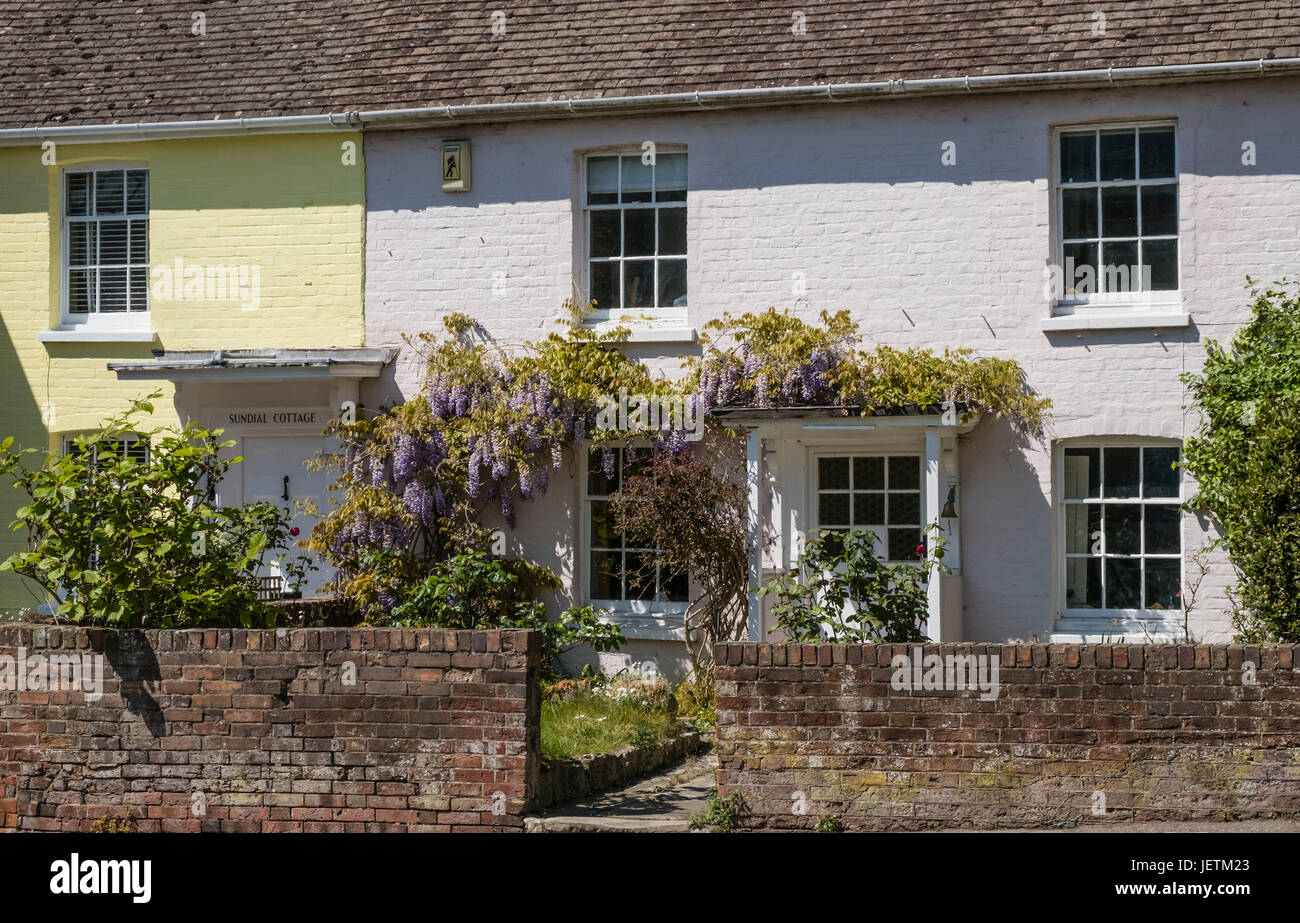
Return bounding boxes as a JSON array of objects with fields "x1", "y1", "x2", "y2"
[
  {"x1": 1053, "y1": 437, "x2": 1184, "y2": 636},
  {"x1": 57, "y1": 163, "x2": 152, "y2": 335},
  {"x1": 811, "y1": 451, "x2": 926, "y2": 563},
  {"x1": 579, "y1": 147, "x2": 688, "y2": 329},
  {"x1": 580, "y1": 444, "x2": 689, "y2": 631},
  {"x1": 1051, "y1": 120, "x2": 1181, "y2": 316}
]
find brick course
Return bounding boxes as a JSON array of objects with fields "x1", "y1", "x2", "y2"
[
  {"x1": 715, "y1": 642, "x2": 1300, "y2": 830},
  {"x1": 0, "y1": 626, "x2": 540, "y2": 832}
]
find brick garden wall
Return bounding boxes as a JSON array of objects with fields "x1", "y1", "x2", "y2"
[
  {"x1": 0, "y1": 625, "x2": 540, "y2": 832},
  {"x1": 715, "y1": 642, "x2": 1300, "y2": 831}
]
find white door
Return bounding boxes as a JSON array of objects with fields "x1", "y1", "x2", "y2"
[{"x1": 242, "y1": 436, "x2": 334, "y2": 597}]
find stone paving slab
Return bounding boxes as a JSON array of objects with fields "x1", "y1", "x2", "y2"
[{"x1": 525, "y1": 749, "x2": 717, "y2": 833}]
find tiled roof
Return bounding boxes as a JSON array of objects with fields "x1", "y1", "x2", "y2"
[{"x1": 2, "y1": 0, "x2": 1298, "y2": 130}]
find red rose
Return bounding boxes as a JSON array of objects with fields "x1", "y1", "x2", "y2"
[
  {"x1": 915, "y1": 544, "x2": 925, "y2": 555},
  {"x1": 289, "y1": 527, "x2": 300, "y2": 537}
]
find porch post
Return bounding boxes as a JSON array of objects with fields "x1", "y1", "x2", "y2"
[
  {"x1": 924, "y1": 426, "x2": 942, "y2": 641},
  {"x1": 746, "y1": 427, "x2": 762, "y2": 642}
]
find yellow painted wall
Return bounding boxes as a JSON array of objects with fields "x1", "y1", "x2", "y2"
[{"x1": 0, "y1": 132, "x2": 365, "y2": 612}]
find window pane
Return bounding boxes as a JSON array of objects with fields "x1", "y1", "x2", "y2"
[
  {"x1": 1101, "y1": 186, "x2": 1138, "y2": 237},
  {"x1": 1099, "y1": 130, "x2": 1135, "y2": 181},
  {"x1": 621, "y1": 155, "x2": 652, "y2": 202},
  {"x1": 69, "y1": 269, "x2": 94, "y2": 313},
  {"x1": 1140, "y1": 184, "x2": 1178, "y2": 236},
  {"x1": 1064, "y1": 447, "x2": 1100, "y2": 498},
  {"x1": 98, "y1": 220, "x2": 129, "y2": 264},
  {"x1": 853, "y1": 493, "x2": 884, "y2": 524},
  {"x1": 590, "y1": 550, "x2": 622, "y2": 600},
  {"x1": 1138, "y1": 128, "x2": 1175, "y2": 179},
  {"x1": 1065, "y1": 504, "x2": 1100, "y2": 554},
  {"x1": 1061, "y1": 187, "x2": 1098, "y2": 239},
  {"x1": 129, "y1": 267, "x2": 148, "y2": 312},
  {"x1": 1144, "y1": 504, "x2": 1180, "y2": 555},
  {"x1": 1145, "y1": 559, "x2": 1181, "y2": 610},
  {"x1": 1105, "y1": 559, "x2": 1141, "y2": 608},
  {"x1": 624, "y1": 550, "x2": 656, "y2": 600},
  {"x1": 98, "y1": 267, "x2": 128, "y2": 312},
  {"x1": 1100, "y1": 240, "x2": 1139, "y2": 293},
  {"x1": 1060, "y1": 132, "x2": 1096, "y2": 183},
  {"x1": 819, "y1": 492, "x2": 850, "y2": 526},
  {"x1": 661, "y1": 566, "x2": 690, "y2": 602},
  {"x1": 589, "y1": 210, "x2": 620, "y2": 257},
  {"x1": 1143, "y1": 447, "x2": 1180, "y2": 497},
  {"x1": 129, "y1": 219, "x2": 148, "y2": 264},
  {"x1": 95, "y1": 170, "x2": 125, "y2": 214},
  {"x1": 1062, "y1": 242, "x2": 1096, "y2": 295},
  {"x1": 819, "y1": 456, "x2": 850, "y2": 489},
  {"x1": 853, "y1": 456, "x2": 884, "y2": 489},
  {"x1": 888, "y1": 528, "x2": 922, "y2": 561},
  {"x1": 586, "y1": 156, "x2": 619, "y2": 204},
  {"x1": 888, "y1": 456, "x2": 920, "y2": 490},
  {"x1": 1066, "y1": 557, "x2": 1102, "y2": 608},
  {"x1": 623, "y1": 209, "x2": 654, "y2": 256},
  {"x1": 589, "y1": 499, "x2": 620, "y2": 547},
  {"x1": 1104, "y1": 503, "x2": 1141, "y2": 555},
  {"x1": 658, "y1": 259, "x2": 686, "y2": 307},
  {"x1": 1142, "y1": 239, "x2": 1178, "y2": 291},
  {"x1": 126, "y1": 170, "x2": 149, "y2": 213},
  {"x1": 1103, "y1": 447, "x2": 1140, "y2": 497},
  {"x1": 589, "y1": 261, "x2": 617, "y2": 311},
  {"x1": 66, "y1": 173, "x2": 91, "y2": 216},
  {"x1": 69, "y1": 223, "x2": 95, "y2": 265},
  {"x1": 623, "y1": 261, "x2": 654, "y2": 308},
  {"x1": 658, "y1": 208, "x2": 686, "y2": 255},
  {"x1": 887, "y1": 492, "x2": 920, "y2": 525},
  {"x1": 656, "y1": 153, "x2": 687, "y2": 200},
  {"x1": 587, "y1": 448, "x2": 617, "y2": 494}
]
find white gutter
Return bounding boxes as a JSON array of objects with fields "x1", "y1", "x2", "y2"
[{"x1": 2, "y1": 57, "x2": 1298, "y2": 146}]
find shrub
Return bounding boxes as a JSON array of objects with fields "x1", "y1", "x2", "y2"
[
  {"x1": 1182, "y1": 280, "x2": 1300, "y2": 640},
  {"x1": 0, "y1": 394, "x2": 309, "y2": 628},
  {"x1": 388, "y1": 548, "x2": 624, "y2": 673},
  {"x1": 608, "y1": 446, "x2": 748, "y2": 670},
  {"x1": 757, "y1": 527, "x2": 948, "y2": 643}
]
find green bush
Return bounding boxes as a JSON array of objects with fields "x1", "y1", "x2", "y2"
[
  {"x1": 388, "y1": 548, "x2": 625, "y2": 673},
  {"x1": 0, "y1": 394, "x2": 308, "y2": 628},
  {"x1": 1182, "y1": 280, "x2": 1300, "y2": 641},
  {"x1": 757, "y1": 527, "x2": 947, "y2": 643}
]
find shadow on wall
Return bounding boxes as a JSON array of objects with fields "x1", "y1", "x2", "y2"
[
  {"x1": 0, "y1": 312, "x2": 44, "y2": 615},
  {"x1": 958, "y1": 414, "x2": 1053, "y2": 642}
]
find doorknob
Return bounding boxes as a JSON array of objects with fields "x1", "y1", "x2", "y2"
[{"x1": 283, "y1": 475, "x2": 290, "y2": 502}]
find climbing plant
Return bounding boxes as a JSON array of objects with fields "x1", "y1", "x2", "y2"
[
  {"x1": 1182, "y1": 279, "x2": 1300, "y2": 641},
  {"x1": 691, "y1": 308, "x2": 1051, "y2": 440}
]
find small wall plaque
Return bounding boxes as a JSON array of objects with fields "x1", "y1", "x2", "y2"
[{"x1": 441, "y1": 139, "x2": 470, "y2": 192}]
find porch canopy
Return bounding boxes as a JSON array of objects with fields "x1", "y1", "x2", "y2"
[
  {"x1": 711, "y1": 403, "x2": 981, "y2": 643},
  {"x1": 106, "y1": 348, "x2": 396, "y2": 597}
]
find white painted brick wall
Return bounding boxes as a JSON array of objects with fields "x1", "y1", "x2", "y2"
[{"x1": 363, "y1": 76, "x2": 1300, "y2": 650}]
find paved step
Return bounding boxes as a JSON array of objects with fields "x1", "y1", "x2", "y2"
[{"x1": 526, "y1": 749, "x2": 717, "y2": 833}]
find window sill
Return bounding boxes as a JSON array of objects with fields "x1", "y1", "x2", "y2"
[
  {"x1": 595, "y1": 607, "x2": 688, "y2": 641},
  {"x1": 1041, "y1": 312, "x2": 1191, "y2": 333},
  {"x1": 40, "y1": 327, "x2": 157, "y2": 343},
  {"x1": 584, "y1": 322, "x2": 698, "y2": 345}
]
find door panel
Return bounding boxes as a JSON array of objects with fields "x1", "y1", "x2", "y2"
[{"x1": 241, "y1": 436, "x2": 333, "y2": 597}]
